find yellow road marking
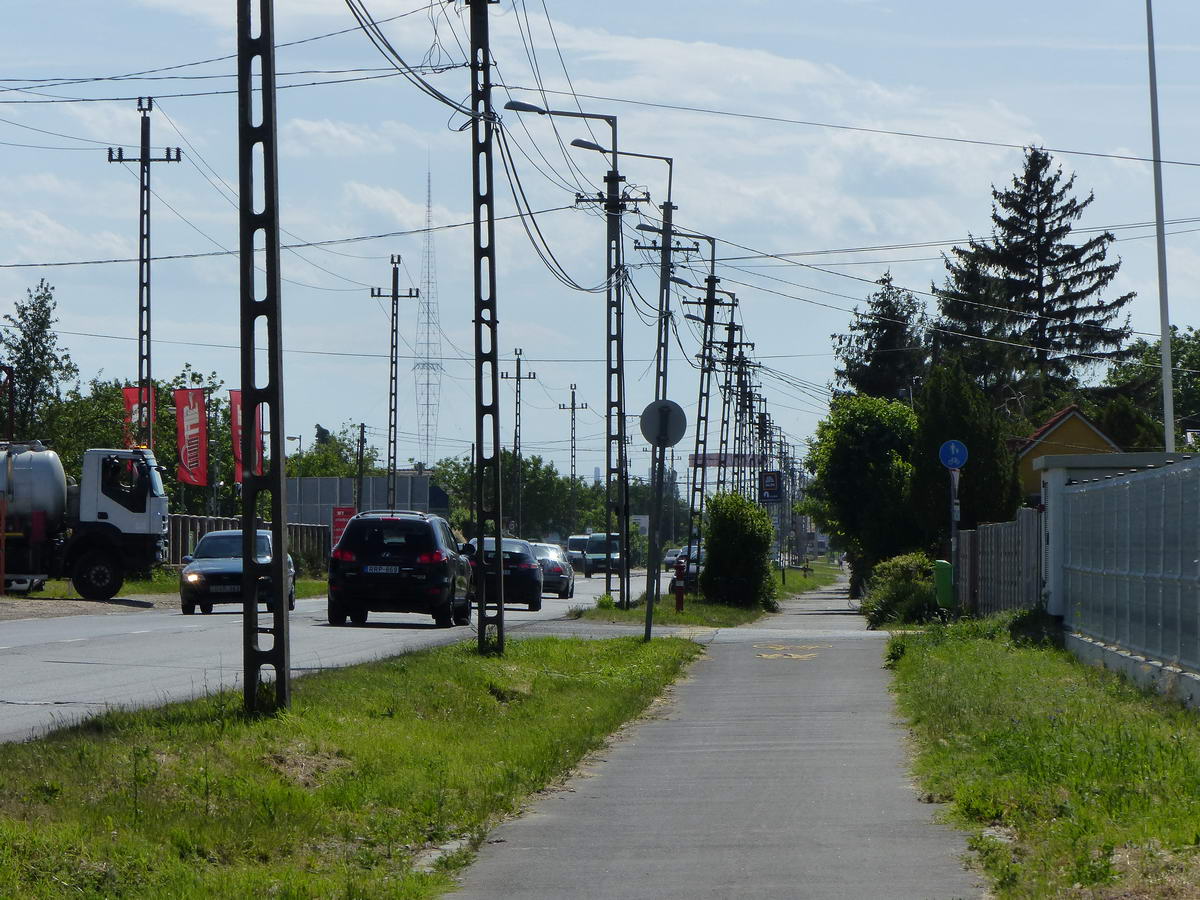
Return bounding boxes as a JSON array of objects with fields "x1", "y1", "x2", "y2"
[
  {"x1": 752, "y1": 643, "x2": 832, "y2": 651},
  {"x1": 756, "y1": 652, "x2": 819, "y2": 660}
]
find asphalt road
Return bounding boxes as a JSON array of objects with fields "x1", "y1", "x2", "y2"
[{"x1": 0, "y1": 572, "x2": 622, "y2": 744}]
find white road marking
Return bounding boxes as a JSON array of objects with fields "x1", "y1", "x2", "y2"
[{"x1": 54, "y1": 638, "x2": 85, "y2": 643}]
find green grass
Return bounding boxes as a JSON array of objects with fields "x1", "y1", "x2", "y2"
[
  {"x1": 771, "y1": 560, "x2": 840, "y2": 598},
  {"x1": 889, "y1": 612, "x2": 1200, "y2": 898},
  {"x1": 0, "y1": 635, "x2": 700, "y2": 897},
  {"x1": 26, "y1": 573, "x2": 327, "y2": 601},
  {"x1": 576, "y1": 562, "x2": 842, "y2": 628},
  {"x1": 578, "y1": 592, "x2": 764, "y2": 627}
]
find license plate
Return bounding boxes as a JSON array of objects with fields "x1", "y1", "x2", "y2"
[
  {"x1": 210, "y1": 585, "x2": 240, "y2": 594},
  {"x1": 365, "y1": 565, "x2": 400, "y2": 574}
]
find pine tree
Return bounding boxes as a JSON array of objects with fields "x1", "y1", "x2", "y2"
[
  {"x1": 935, "y1": 148, "x2": 1132, "y2": 403},
  {"x1": 833, "y1": 272, "x2": 928, "y2": 400}
]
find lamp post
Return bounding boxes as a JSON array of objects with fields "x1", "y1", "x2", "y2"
[
  {"x1": 286, "y1": 434, "x2": 302, "y2": 476},
  {"x1": 578, "y1": 140, "x2": 676, "y2": 631},
  {"x1": 504, "y1": 100, "x2": 633, "y2": 610}
]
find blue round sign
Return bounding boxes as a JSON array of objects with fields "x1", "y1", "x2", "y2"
[{"x1": 939, "y1": 439, "x2": 968, "y2": 469}]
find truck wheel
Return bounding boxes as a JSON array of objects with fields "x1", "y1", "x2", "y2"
[
  {"x1": 182, "y1": 601, "x2": 196, "y2": 615},
  {"x1": 72, "y1": 552, "x2": 123, "y2": 601}
]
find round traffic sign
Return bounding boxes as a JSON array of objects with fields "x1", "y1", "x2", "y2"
[
  {"x1": 640, "y1": 399, "x2": 687, "y2": 447},
  {"x1": 939, "y1": 439, "x2": 968, "y2": 469}
]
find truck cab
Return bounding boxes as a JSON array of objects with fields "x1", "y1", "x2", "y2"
[{"x1": 69, "y1": 448, "x2": 169, "y2": 597}]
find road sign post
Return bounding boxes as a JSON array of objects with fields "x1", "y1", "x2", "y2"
[
  {"x1": 939, "y1": 441, "x2": 968, "y2": 611},
  {"x1": 640, "y1": 399, "x2": 687, "y2": 641}
]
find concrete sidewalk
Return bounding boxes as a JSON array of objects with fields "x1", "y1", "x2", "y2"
[{"x1": 452, "y1": 579, "x2": 981, "y2": 899}]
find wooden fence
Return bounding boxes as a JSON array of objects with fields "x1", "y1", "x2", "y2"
[{"x1": 955, "y1": 506, "x2": 1041, "y2": 615}]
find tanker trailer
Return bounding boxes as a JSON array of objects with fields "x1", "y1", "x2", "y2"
[{"x1": 0, "y1": 442, "x2": 168, "y2": 599}]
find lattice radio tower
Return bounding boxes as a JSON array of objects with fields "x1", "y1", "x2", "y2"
[{"x1": 415, "y1": 170, "x2": 443, "y2": 466}]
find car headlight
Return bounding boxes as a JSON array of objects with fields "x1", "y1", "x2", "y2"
[{"x1": 184, "y1": 572, "x2": 203, "y2": 584}]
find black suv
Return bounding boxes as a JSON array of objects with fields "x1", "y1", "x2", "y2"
[{"x1": 327, "y1": 510, "x2": 472, "y2": 627}]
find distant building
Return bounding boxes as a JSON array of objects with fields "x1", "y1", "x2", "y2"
[{"x1": 1014, "y1": 405, "x2": 1120, "y2": 499}]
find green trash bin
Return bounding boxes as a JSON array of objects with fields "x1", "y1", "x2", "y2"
[{"x1": 933, "y1": 559, "x2": 953, "y2": 609}]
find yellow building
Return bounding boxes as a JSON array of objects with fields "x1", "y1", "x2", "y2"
[{"x1": 1016, "y1": 405, "x2": 1120, "y2": 499}]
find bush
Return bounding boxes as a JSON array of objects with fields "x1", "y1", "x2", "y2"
[
  {"x1": 859, "y1": 551, "x2": 937, "y2": 628},
  {"x1": 698, "y1": 492, "x2": 776, "y2": 610}
]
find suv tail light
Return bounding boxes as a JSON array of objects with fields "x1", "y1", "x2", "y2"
[
  {"x1": 332, "y1": 548, "x2": 356, "y2": 562},
  {"x1": 513, "y1": 561, "x2": 538, "y2": 570},
  {"x1": 416, "y1": 549, "x2": 446, "y2": 564}
]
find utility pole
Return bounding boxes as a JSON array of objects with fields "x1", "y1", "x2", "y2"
[
  {"x1": 354, "y1": 422, "x2": 366, "y2": 511},
  {"x1": 714, "y1": 316, "x2": 743, "y2": 494},
  {"x1": 469, "y1": 0, "x2": 505, "y2": 654},
  {"x1": 370, "y1": 256, "x2": 419, "y2": 510},
  {"x1": 559, "y1": 384, "x2": 588, "y2": 531},
  {"x1": 108, "y1": 97, "x2": 180, "y2": 450},
  {"x1": 1146, "y1": 0, "x2": 1176, "y2": 452},
  {"x1": 681, "y1": 270, "x2": 724, "y2": 576},
  {"x1": 501, "y1": 349, "x2": 536, "y2": 535},
  {"x1": 236, "y1": 0, "x2": 289, "y2": 713}
]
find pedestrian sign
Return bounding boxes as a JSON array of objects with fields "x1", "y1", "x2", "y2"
[{"x1": 938, "y1": 439, "x2": 968, "y2": 469}]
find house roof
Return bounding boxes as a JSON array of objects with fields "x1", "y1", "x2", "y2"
[{"x1": 1015, "y1": 404, "x2": 1121, "y2": 458}]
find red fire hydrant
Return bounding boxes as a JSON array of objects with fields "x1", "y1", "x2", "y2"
[{"x1": 674, "y1": 556, "x2": 687, "y2": 612}]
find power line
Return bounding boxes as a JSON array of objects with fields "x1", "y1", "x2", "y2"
[
  {"x1": 500, "y1": 85, "x2": 1200, "y2": 169},
  {"x1": 0, "y1": 205, "x2": 576, "y2": 269}
]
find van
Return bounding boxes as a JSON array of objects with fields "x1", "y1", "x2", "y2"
[{"x1": 566, "y1": 534, "x2": 589, "y2": 571}]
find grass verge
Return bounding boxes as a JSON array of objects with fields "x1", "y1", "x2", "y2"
[
  {"x1": 771, "y1": 561, "x2": 840, "y2": 598},
  {"x1": 0, "y1": 635, "x2": 699, "y2": 897},
  {"x1": 576, "y1": 561, "x2": 842, "y2": 628},
  {"x1": 889, "y1": 611, "x2": 1200, "y2": 898}
]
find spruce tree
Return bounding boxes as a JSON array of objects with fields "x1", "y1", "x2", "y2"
[
  {"x1": 833, "y1": 272, "x2": 928, "y2": 400},
  {"x1": 935, "y1": 148, "x2": 1132, "y2": 403}
]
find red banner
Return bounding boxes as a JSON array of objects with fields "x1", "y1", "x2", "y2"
[
  {"x1": 121, "y1": 386, "x2": 156, "y2": 448},
  {"x1": 173, "y1": 389, "x2": 208, "y2": 486},
  {"x1": 229, "y1": 390, "x2": 264, "y2": 482},
  {"x1": 332, "y1": 506, "x2": 357, "y2": 545}
]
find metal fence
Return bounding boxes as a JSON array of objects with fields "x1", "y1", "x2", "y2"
[
  {"x1": 167, "y1": 514, "x2": 330, "y2": 567},
  {"x1": 955, "y1": 507, "x2": 1041, "y2": 615},
  {"x1": 1062, "y1": 461, "x2": 1200, "y2": 671}
]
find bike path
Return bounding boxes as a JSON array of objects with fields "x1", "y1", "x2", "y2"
[{"x1": 454, "y1": 581, "x2": 981, "y2": 899}]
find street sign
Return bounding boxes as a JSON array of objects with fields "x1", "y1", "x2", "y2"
[
  {"x1": 939, "y1": 439, "x2": 968, "y2": 469},
  {"x1": 640, "y1": 399, "x2": 687, "y2": 447},
  {"x1": 759, "y1": 470, "x2": 783, "y2": 503}
]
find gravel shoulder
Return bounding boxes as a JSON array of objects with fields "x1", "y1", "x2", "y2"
[{"x1": 0, "y1": 592, "x2": 181, "y2": 621}]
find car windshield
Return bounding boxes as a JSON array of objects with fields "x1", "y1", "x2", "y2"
[
  {"x1": 342, "y1": 520, "x2": 434, "y2": 553},
  {"x1": 480, "y1": 538, "x2": 533, "y2": 560},
  {"x1": 532, "y1": 544, "x2": 562, "y2": 560},
  {"x1": 193, "y1": 534, "x2": 270, "y2": 559},
  {"x1": 567, "y1": 536, "x2": 588, "y2": 551},
  {"x1": 586, "y1": 534, "x2": 619, "y2": 553}
]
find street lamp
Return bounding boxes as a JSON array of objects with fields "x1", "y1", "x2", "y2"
[
  {"x1": 578, "y1": 139, "x2": 678, "y2": 634},
  {"x1": 504, "y1": 99, "x2": 632, "y2": 610},
  {"x1": 286, "y1": 434, "x2": 302, "y2": 477}
]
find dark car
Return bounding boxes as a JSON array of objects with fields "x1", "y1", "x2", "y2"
[
  {"x1": 327, "y1": 510, "x2": 472, "y2": 627},
  {"x1": 465, "y1": 537, "x2": 544, "y2": 611},
  {"x1": 180, "y1": 529, "x2": 295, "y2": 615},
  {"x1": 530, "y1": 542, "x2": 575, "y2": 599}
]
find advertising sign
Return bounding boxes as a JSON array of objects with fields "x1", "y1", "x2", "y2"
[
  {"x1": 173, "y1": 389, "x2": 208, "y2": 486},
  {"x1": 229, "y1": 390, "x2": 264, "y2": 482},
  {"x1": 121, "y1": 385, "x2": 156, "y2": 447},
  {"x1": 759, "y1": 470, "x2": 783, "y2": 503},
  {"x1": 332, "y1": 505, "x2": 357, "y2": 545}
]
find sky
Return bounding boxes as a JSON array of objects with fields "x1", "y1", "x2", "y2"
[{"x1": 2, "y1": 1, "x2": 1199, "y2": 485}]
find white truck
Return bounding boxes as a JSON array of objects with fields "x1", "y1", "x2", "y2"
[{"x1": 0, "y1": 441, "x2": 169, "y2": 599}]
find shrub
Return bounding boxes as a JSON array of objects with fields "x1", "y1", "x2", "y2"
[
  {"x1": 698, "y1": 492, "x2": 776, "y2": 610},
  {"x1": 859, "y1": 551, "x2": 937, "y2": 627}
]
